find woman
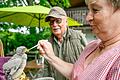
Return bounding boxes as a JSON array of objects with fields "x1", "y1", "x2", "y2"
[
  {"x1": 0, "y1": 39, "x2": 4, "y2": 57},
  {"x1": 37, "y1": 0, "x2": 120, "y2": 80}
]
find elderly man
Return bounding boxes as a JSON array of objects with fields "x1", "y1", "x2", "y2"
[{"x1": 44, "y1": 6, "x2": 87, "y2": 80}]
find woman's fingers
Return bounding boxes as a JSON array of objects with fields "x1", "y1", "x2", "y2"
[{"x1": 37, "y1": 40, "x2": 49, "y2": 54}]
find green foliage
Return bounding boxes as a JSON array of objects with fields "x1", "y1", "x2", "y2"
[
  {"x1": 63, "y1": 0, "x2": 71, "y2": 8},
  {"x1": 0, "y1": 26, "x2": 51, "y2": 55},
  {"x1": 29, "y1": 27, "x2": 36, "y2": 34},
  {"x1": 0, "y1": 0, "x2": 71, "y2": 8},
  {"x1": 0, "y1": 0, "x2": 71, "y2": 55},
  {"x1": 48, "y1": 0, "x2": 71, "y2": 8},
  {"x1": 40, "y1": 0, "x2": 52, "y2": 8}
]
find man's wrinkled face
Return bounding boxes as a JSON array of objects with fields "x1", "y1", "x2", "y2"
[{"x1": 49, "y1": 16, "x2": 67, "y2": 37}]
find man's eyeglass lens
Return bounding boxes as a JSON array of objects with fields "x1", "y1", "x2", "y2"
[{"x1": 49, "y1": 18, "x2": 62, "y2": 25}]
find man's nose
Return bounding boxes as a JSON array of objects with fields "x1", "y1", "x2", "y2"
[{"x1": 52, "y1": 21, "x2": 58, "y2": 26}]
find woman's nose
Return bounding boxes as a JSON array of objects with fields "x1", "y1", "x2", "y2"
[{"x1": 86, "y1": 11, "x2": 93, "y2": 22}]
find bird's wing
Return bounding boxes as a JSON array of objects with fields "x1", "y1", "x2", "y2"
[
  {"x1": 12, "y1": 54, "x2": 27, "y2": 79},
  {"x1": 3, "y1": 58, "x2": 22, "y2": 75}
]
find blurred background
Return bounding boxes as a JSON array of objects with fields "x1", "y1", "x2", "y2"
[{"x1": 0, "y1": 0, "x2": 96, "y2": 58}]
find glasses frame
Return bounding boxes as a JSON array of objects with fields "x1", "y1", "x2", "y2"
[{"x1": 49, "y1": 18, "x2": 62, "y2": 25}]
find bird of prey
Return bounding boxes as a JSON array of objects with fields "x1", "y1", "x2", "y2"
[{"x1": 3, "y1": 46, "x2": 27, "y2": 80}]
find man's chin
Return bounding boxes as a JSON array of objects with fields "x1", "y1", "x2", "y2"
[{"x1": 53, "y1": 32, "x2": 61, "y2": 36}]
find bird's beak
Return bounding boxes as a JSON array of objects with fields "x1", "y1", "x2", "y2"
[{"x1": 25, "y1": 48, "x2": 29, "y2": 53}]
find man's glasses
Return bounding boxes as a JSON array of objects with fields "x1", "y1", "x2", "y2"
[{"x1": 49, "y1": 18, "x2": 62, "y2": 25}]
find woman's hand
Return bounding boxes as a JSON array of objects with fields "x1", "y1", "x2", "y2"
[
  {"x1": 37, "y1": 40, "x2": 73, "y2": 79},
  {"x1": 37, "y1": 40, "x2": 55, "y2": 61}
]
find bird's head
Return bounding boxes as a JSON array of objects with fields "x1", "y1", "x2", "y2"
[{"x1": 16, "y1": 46, "x2": 27, "y2": 55}]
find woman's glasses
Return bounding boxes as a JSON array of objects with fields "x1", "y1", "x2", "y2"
[{"x1": 49, "y1": 18, "x2": 62, "y2": 25}]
